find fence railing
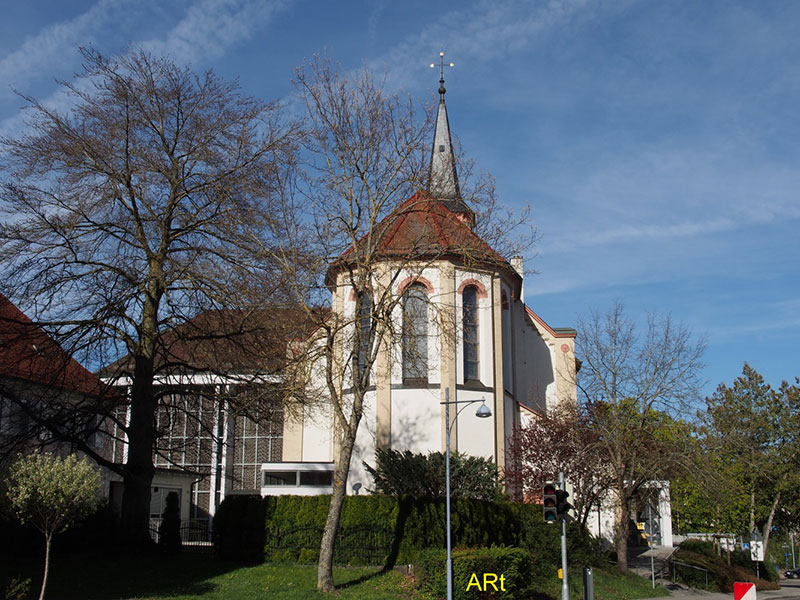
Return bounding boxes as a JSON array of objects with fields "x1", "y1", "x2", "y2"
[
  {"x1": 148, "y1": 518, "x2": 212, "y2": 548},
  {"x1": 669, "y1": 560, "x2": 711, "y2": 589},
  {"x1": 266, "y1": 524, "x2": 394, "y2": 566}
]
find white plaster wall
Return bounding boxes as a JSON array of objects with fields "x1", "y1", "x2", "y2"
[
  {"x1": 501, "y1": 283, "x2": 514, "y2": 393},
  {"x1": 503, "y1": 393, "x2": 516, "y2": 457},
  {"x1": 515, "y1": 310, "x2": 557, "y2": 414},
  {"x1": 390, "y1": 386, "x2": 441, "y2": 454},
  {"x1": 583, "y1": 483, "x2": 674, "y2": 549},
  {"x1": 455, "y1": 388, "x2": 495, "y2": 459},
  {"x1": 657, "y1": 481, "x2": 674, "y2": 548},
  {"x1": 545, "y1": 345, "x2": 558, "y2": 410},
  {"x1": 302, "y1": 400, "x2": 333, "y2": 462},
  {"x1": 347, "y1": 389, "x2": 377, "y2": 493}
]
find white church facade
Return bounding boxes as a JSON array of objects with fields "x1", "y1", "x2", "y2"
[{"x1": 261, "y1": 78, "x2": 578, "y2": 497}]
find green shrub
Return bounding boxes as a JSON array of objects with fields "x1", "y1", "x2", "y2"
[
  {"x1": 1, "y1": 576, "x2": 31, "y2": 600},
  {"x1": 213, "y1": 494, "x2": 268, "y2": 562},
  {"x1": 364, "y1": 449, "x2": 503, "y2": 500},
  {"x1": 298, "y1": 547, "x2": 319, "y2": 564},
  {"x1": 417, "y1": 546, "x2": 534, "y2": 599},
  {"x1": 213, "y1": 493, "x2": 602, "y2": 569}
]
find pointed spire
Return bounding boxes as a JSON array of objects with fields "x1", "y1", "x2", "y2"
[{"x1": 428, "y1": 52, "x2": 460, "y2": 202}]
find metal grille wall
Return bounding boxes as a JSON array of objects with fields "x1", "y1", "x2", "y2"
[
  {"x1": 230, "y1": 399, "x2": 283, "y2": 492},
  {"x1": 154, "y1": 388, "x2": 215, "y2": 518}
]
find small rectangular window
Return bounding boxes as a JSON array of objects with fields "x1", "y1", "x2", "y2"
[
  {"x1": 299, "y1": 471, "x2": 333, "y2": 486},
  {"x1": 263, "y1": 471, "x2": 297, "y2": 486}
]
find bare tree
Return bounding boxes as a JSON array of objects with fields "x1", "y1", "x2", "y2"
[
  {"x1": 576, "y1": 301, "x2": 704, "y2": 570},
  {"x1": 505, "y1": 404, "x2": 611, "y2": 528},
  {"x1": 0, "y1": 47, "x2": 299, "y2": 546},
  {"x1": 274, "y1": 57, "x2": 535, "y2": 592}
]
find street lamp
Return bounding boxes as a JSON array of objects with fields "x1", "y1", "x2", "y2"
[{"x1": 441, "y1": 387, "x2": 492, "y2": 600}]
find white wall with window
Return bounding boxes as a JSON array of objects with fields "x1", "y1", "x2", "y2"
[{"x1": 260, "y1": 462, "x2": 334, "y2": 496}]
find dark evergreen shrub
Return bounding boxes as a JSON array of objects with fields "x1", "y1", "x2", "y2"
[
  {"x1": 213, "y1": 493, "x2": 602, "y2": 569},
  {"x1": 364, "y1": 449, "x2": 503, "y2": 500},
  {"x1": 213, "y1": 494, "x2": 268, "y2": 561},
  {"x1": 1, "y1": 576, "x2": 31, "y2": 600},
  {"x1": 158, "y1": 491, "x2": 181, "y2": 555}
]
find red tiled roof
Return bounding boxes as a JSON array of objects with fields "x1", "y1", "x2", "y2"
[
  {"x1": 524, "y1": 305, "x2": 577, "y2": 339},
  {"x1": 327, "y1": 191, "x2": 518, "y2": 286},
  {"x1": 0, "y1": 292, "x2": 105, "y2": 396},
  {"x1": 100, "y1": 306, "x2": 326, "y2": 378}
]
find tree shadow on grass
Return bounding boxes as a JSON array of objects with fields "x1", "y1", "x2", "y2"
[
  {"x1": 334, "y1": 568, "x2": 388, "y2": 591},
  {"x1": 1, "y1": 549, "x2": 240, "y2": 599}
]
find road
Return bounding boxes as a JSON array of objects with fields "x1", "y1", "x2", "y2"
[{"x1": 647, "y1": 579, "x2": 800, "y2": 599}]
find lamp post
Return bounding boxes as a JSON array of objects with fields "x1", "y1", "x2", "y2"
[{"x1": 441, "y1": 387, "x2": 492, "y2": 600}]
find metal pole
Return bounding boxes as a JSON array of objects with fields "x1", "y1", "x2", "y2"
[
  {"x1": 648, "y1": 503, "x2": 655, "y2": 588},
  {"x1": 792, "y1": 531, "x2": 796, "y2": 569},
  {"x1": 560, "y1": 471, "x2": 569, "y2": 600},
  {"x1": 582, "y1": 567, "x2": 594, "y2": 600},
  {"x1": 445, "y1": 387, "x2": 453, "y2": 600}
]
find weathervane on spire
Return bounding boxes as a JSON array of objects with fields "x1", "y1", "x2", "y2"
[{"x1": 430, "y1": 51, "x2": 454, "y2": 97}]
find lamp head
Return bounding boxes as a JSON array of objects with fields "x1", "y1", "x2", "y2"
[{"x1": 475, "y1": 399, "x2": 492, "y2": 419}]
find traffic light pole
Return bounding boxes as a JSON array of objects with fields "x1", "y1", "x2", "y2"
[{"x1": 560, "y1": 471, "x2": 569, "y2": 600}]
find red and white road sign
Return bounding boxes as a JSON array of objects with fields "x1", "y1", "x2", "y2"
[{"x1": 734, "y1": 582, "x2": 756, "y2": 600}]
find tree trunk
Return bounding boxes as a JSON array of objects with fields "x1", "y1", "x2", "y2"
[
  {"x1": 317, "y1": 432, "x2": 357, "y2": 592},
  {"x1": 614, "y1": 484, "x2": 629, "y2": 571},
  {"x1": 38, "y1": 533, "x2": 52, "y2": 600},
  {"x1": 763, "y1": 490, "x2": 781, "y2": 555},
  {"x1": 120, "y1": 284, "x2": 161, "y2": 550}
]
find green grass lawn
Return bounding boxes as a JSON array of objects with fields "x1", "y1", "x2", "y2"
[{"x1": 1, "y1": 551, "x2": 671, "y2": 600}]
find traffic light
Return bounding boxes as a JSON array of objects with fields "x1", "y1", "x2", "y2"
[
  {"x1": 543, "y1": 482, "x2": 558, "y2": 523},
  {"x1": 543, "y1": 481, "x2": 574, "y2": 522},
  {"x1": 556, "y1": 488, "x2": 574, "y2": 521}
]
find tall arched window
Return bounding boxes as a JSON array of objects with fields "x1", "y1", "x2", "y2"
[
  {"x1": 462, "y1": 285, "x2": 479, "y2": 382},
  {"x1": 354, "y1": 291, "x2": 373, "y2": 379},
  {"x1": 402, "y1": 283, "x2": 428, "y2": 382}
]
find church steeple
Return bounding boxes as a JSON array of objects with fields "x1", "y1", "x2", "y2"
[
  {"x1": 429, "y1": 52, "x2": 459, "y2": 201},
  {"x1": 427, "y1": 53, "x2": 473, "y2": 223}
]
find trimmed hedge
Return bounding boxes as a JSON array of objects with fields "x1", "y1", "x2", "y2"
[
  {"x1": 212, "y1": 495, "x2": 269, "y2": 562},
  {"x1": 417, "y1": 547, "x2": 534, "y2": 600},
  {"x1": 213, "y1": 494, "x2": 602, "y2": 569}
]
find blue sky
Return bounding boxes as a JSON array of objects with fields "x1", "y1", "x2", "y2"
[{"x1": 1, "y1": 0, "x2": 798, "y2": 399}]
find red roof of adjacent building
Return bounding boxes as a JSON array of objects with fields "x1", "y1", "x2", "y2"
[
  {"x1": 100, "y1": 306, "x2": 326, "y2": 379},
  {"x1": 326, "y1": 190, "x2": 519, "y2": 287},
  {"x1": 0, "y1": 292, "x2": 105, "y2": 397}
]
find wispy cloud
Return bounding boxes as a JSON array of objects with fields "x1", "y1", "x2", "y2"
[
  {"x1": 368, "y1": 0, "x2": 598, "y2": 91},
  {"x1": 0, "y1": 0, "x2": 293, "y2": 139},
  {"x1": 141, "y1": 0, "x2": 292, "y2": 64},
  {"x1": 545, "y1": 217, "x2": 737, "y2": 253},
  {"x1": 0, "y1": 0, "x2": 135, "y2": 99}
]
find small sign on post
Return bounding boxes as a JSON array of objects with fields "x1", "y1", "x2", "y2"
[
  {"x1": 733, "y1": 581, "x2": 756, "y2": 600},
  {"x1": 750, "y1": 540, "x2": 764, "y2": 562}
]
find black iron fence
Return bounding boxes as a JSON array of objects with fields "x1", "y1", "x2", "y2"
[
  {"x1": 266, "y1": 524, "x2": 394, "y2": 566},
  {"x1": 149, "y1": 518, "x2": 212, "y2": 550}
]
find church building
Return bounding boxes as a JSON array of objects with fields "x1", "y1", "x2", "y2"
[{"x1": 260, "y1": 74, "x2": 578, "y2": 496}]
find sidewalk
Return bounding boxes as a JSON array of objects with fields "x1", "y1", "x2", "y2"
[
  {"x1": 647, "y1": 588, "x2": 800, "y2": 600},
  {"x1": 626, "y1": 545, "x2": 800, "y2": 599}
]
